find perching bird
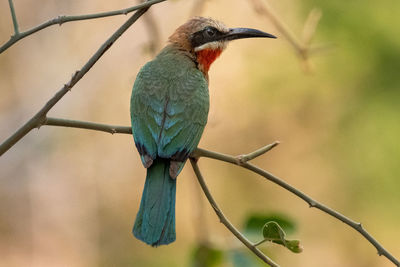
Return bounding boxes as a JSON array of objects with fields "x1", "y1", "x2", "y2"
[{"x1": 130, "y1": 17, "x2": 276, "y2": 246}]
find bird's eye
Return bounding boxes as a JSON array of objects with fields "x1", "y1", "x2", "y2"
[{"x1": 204, "y1": 27, "x2": 217, "y2": 38}]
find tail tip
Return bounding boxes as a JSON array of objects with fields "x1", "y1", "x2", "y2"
[{"x1": 132, "y1": 228, "x2": 176, "y2": 246}]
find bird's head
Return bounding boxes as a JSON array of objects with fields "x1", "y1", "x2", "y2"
[{"x1": 169, "y1": 17, "x2": 276, "y2": 75}]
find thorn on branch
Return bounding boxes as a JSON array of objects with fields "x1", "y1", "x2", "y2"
[
  {"x1": 57, "y1": 15, "x2": 66, "y2": 26},
  {"x1": 66, "y1": 71, "x2": 80, "y2": 90},
  {"x1": 235, "y1": 155, "x2": 246, "y2": 166},
  {"x1": 35, "y1": 116, "x2": 48, "y2": 130},
  {"x1": 308, "y1": 200, "x2": 317, "y2": 208}
]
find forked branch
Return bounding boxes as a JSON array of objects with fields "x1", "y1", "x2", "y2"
[
  {"x1": 192, "y1": 147, "x2": 400, "y2": 267},
  {"x1": 249, "y1": 0, "x2": 326, "y2": 72},
  {"x1": 33, "y1": 118, "x2": 400, "y2": 266},
  {"x1": 7, "y1": 0, "x2": 19, "y2": 35},
  {"x1": 0, "y1": 0, "x2": 166, "y2": 53},
  {"x1": 190, "y1": 158, "x2": 279, "y2": 267},
  {"x1": 0, "y1": 0, "x2": 165, "y2": 156}
]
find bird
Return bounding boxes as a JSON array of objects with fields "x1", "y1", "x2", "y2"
[{"x1": 130, "y1": 17, "x2": 276, "y2": 246}]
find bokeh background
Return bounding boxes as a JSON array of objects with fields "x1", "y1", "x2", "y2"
[{"x1": 1, "y1": 0, "x2": 400, "y2": 266}]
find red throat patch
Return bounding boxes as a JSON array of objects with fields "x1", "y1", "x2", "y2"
[{"x1": 195, "y1": 48, "x2": 223, "y2": 74}]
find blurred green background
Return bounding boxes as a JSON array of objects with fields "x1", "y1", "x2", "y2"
[{"x1": 1, "y1": 0, "x2": 399, "y2": 266}]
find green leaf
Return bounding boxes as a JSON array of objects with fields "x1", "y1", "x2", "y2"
[
  {"x1": 244, "y1": 213, "x2": 296, "y2": 236},
  {"x1": 260, "y1": 221, "x2": 303, "y2": 253},
  {"x1": 262, "y1": 221, "x2": 286, "y2": 240},
  {"x1": 285, "y1": 240, "x2": 303, "y2": 253},
  {"x1": 191, "y1": 243, "x2": 224, "y2": 267}
]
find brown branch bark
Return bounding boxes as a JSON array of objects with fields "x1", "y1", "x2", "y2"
[
  {"x1": 33, "y1": 117, "x2": 400, "y2": 266},
  {"x1": 0, "y1": 0, "x2": 167, "y2": 53},
  {"x1": 0, "y1": 1, "x2": 165, "y2": 156}
]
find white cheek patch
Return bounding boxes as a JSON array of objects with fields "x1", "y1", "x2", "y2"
[{"x1": 194, "y1": 41, "x2": 227, "y2": 52}]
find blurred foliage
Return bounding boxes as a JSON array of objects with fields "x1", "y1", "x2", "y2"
[
  {"x1": 229, "y1": 250, "x2": 259, "y2": 267},
  {"x1": 299, "y1": 0, "x2": 400, "y2": 208},
  {"x1": 191, "y1": 243, "x2": 224, "y2": 267}
]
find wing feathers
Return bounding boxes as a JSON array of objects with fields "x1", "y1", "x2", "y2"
[{"x1": 131, "y1": 48, "x2": 209, "y2": 169}]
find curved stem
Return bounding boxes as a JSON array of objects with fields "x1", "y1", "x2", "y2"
[
  {"x1": 189, "y1": 158, "x2": 279, "y2": 267},
  {"x1": 0, "y1": 0, "x2": 167, "y2": 53}
]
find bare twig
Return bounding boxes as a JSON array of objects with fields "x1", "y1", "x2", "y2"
[
  {"x1": 0, "y1": 1, "x2": 165, "y2": 156},
  {"x1": 236, "y1": 141, "x2": 280, "y2": 164},
  {"x1": 7, "y1": 0, "x2": 19, "y2": 35},
  {"x1": 0, "y1": 0, "x2": 167, "y2": 53},
  {"x1": 35, "y1": 118, "x2": 400, "y2": 266},
  {"x1": 249, "y1": 0, "x2": 326, "y2": 73},
  {"x1": 301, "y1": 8, "x2": 322, "y2": 48},
  {"x1": 250, "y1": 0, "x2": 300, "y2": 53},
  {"x1": 44, "y1": 117, "x2": 132, "y2": 135},
  {"x1": 189, "y1": 158, "x2": 279, "y2": 267}
]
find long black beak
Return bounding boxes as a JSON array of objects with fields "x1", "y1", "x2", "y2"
[{"x1": 222, "y1": 28, "x2": 277, "y2": 41}]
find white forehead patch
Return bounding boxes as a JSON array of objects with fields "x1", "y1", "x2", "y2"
[{"x1": 194, "y1": 41, "x2": 227, "y2": 52}]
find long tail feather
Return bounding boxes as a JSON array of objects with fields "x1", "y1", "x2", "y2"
[{"x1": 133, "y1": 158, "x2": 176, "y2": 246}]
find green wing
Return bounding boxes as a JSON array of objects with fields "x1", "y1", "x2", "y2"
[
  {"x1": 159, "y1": 67, "x2": 209, "y2": 160},
  {"x1": 131, "y1": 49, "x2": 209, "y2": 167}
]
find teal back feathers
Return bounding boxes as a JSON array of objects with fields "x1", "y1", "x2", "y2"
[
  {"x1": 130, "y1": 44, "x2": 209, "y2": 246},
  {"x1": 131, "y1": 45, "x2": 209, "y2": 164}
]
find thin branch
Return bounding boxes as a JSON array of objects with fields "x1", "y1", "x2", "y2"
[
  {"x1": 0, "y1": 1, "x2": 164, "y2": 157},
  {"x1": 301, "y1": 8, "x2": 322, "y2": 48},
  {"x1": 236, "y1": 141, "x2": 280, "y2": 164},
  {"x1": 249, "y1": 0, "x2": 325, "y2": 73},
  {"x1": 193, "y1": 147, "x2": 400, "y2": 267},
  {"x1": 17, "y1": 118, "x2": 400, "y2": 265},
  {"x1": 7, "y1": 0, "x2": 19, "y2": 35},
  {"x1": 0, "y1": 0, "x2": 167, "y2": 53},
  {"x1": 250, "y1": 0, "x2": 301, "y2": 54},
  {"x1": 189, "y1": 158, "x2": 279, "y2": 267},
  {"x1": 44, "y1": 117, "x2": 132, "y2": 134}
]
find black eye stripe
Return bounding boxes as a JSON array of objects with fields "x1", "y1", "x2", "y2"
[
  {"x1": 191, "y1": 26, "x2": 224, "y2": 48},
  {"x1": 205, "y1": 26, "x2": 217, "y2": 36}
]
